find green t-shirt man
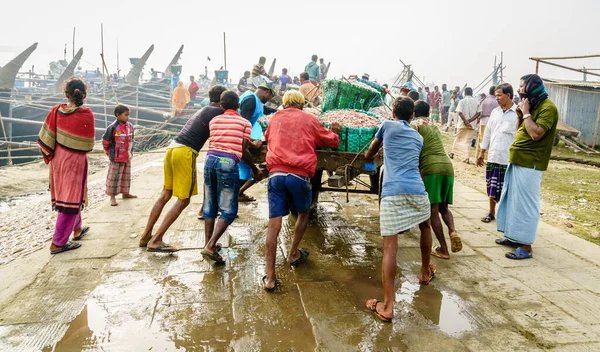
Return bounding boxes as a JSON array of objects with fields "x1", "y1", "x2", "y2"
[
  {"x1": 509, "y1": 99, "x2": 558, "y2": 171},
  {"x1": 412, "y1": 120, "x2": 454, "y2": 176}
]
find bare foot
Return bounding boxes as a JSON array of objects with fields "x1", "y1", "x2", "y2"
[
  {"x1": 122, "y1": 194, "x2": 137, "y2": 199},
  {"x1": 263, "y1": 275, "x2": 276, "y2": 291},
  {"x1": 110, "y1": 196, "x2": 118, "y2": 206},
  {"x1": 238, "y1": 193, "x2": 256, "y2": 202}
]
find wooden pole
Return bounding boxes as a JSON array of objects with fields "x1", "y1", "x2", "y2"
[
  {"x1": 531, "y1": 59, "x2": 600, "y2": 78},
  {"x1": 223, "y1": 32, "x2": 227, "y2": 71},
  {"x1": 535, "y1": 60, "x2": 539, "y2": 74},
  {"x1": 531, "y1": 54, "x2": 600, "y2": 60},
  {"x1": 0, "y1": 111, "x2": 12, "y2": 165},
  {"x1": 72, "y1": 27, "x2": 76, "y2": 59},
  {"x1": 500, "y1": 52, "x2": 503, "y2": 83},
  {"x1": 101, "y1": 24, "x2": 107, "y2": 128},
  {"x1": 592, "y1": 102, "x2": 600, "y2": 149}
]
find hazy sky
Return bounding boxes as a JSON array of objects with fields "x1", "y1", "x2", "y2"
[{"x1": 2, "y1": 0, "x2": 600, "y2": 90}]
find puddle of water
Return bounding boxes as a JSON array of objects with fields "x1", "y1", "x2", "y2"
[
  {"x1": 397, "y1": 281, "x2": 476, "y2": 336},
  {"x1": 44, "y1": 300, "x2": 108, "y2": 351}
]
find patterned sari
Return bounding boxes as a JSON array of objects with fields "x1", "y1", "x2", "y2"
[{"x1": 38, "y1": 104, "x2": 95, "y2": 214}]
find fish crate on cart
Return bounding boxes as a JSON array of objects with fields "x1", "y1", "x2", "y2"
[
  {"x1": 321, "y1": 109, "x2": 382, "y2": 153},
  {"x1": 320, "y1": 80, "x2": 383, "y2": 113}
]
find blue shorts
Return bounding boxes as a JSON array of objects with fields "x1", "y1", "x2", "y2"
[
  {"x1": 239, "y1": 160, "x2": 253, "y2": 181},
  {"x1": 268, "y1": 173, "x2": 312, "y2": 218},
  {"x1": 202, "y1": 155, "x2": 240, "y2": 224}
]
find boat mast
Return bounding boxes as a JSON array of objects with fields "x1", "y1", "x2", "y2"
[{"x1": 101, "y1": 24, "x2": 107, "y2": 128}]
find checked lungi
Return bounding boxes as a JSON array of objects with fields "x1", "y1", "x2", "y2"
[
  {"x1": 106, "y1": 161, "x2": 131, "y2": 196},
  {"x1": 485, "y1": 162, "x2": 507, "y2": 200},
  {"x1": 380, "y1": 194, "x2": 431, "y2": 236}
]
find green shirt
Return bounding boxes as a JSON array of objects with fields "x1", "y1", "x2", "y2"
[
  {"x1": 441, "y1": 91, "x2": 452, "y2": 107},
  {"x1": 305, "y1": 62, "x2": 320, "y2": 82},
  {"x1": 509, "y1": 99, "x2": 558, "y2": 171},
  {"x1": 412, "y1": 121, "x2": 454, "y2": 176}
]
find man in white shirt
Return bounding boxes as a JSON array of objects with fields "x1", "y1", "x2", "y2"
[
  {"x1": 476, "y1": 83, "x2": 518, "y2": 223},
  {"x1": 449, "y1": 87, "x2": 481, "y2": 163}
]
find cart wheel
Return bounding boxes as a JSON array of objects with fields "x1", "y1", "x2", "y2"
[{"x1": 554, "y1": 136, "x2": 560, "y2": 146}]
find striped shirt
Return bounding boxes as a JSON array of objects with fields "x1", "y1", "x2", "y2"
[
  {"x1": 208, "y1": 109, "x2": 252, "y2": 160},
  {"x1": 252, "y1": 64, "x2": 267, "y2": 77}
]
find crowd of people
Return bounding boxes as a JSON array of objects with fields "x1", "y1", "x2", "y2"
[{"x1": 37, "y1": 67, "x2": 558, "y2": 322}]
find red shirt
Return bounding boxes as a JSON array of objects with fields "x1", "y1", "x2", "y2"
[
  {"x1": 208, "y1": 110, "x2": 252, "y2": 160},
  {"x1": 188, "y1": 81, "x2": 199, "y2": 99},
  {"x1": 265, "y1": 107, "x2": 339, "y2": 178},
  {"x1": 429, "y1": 91, "x2": 442, "y2": 107}
]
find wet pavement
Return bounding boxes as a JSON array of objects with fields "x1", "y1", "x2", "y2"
[{"x1": 1, "y1": 152, "x2": 600, "y2": 351}]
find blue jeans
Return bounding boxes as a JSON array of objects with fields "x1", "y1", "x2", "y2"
[
  {"x1": 268, "y1": 173, "x2": 312, "y2": 218},
  {"x1": 202, "y1": 155, "x2": 240, "y2": 224}
]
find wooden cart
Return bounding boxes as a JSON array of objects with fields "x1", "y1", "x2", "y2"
[{"x1": 251, "y1": 146, "x2": 384, "y2": 209}]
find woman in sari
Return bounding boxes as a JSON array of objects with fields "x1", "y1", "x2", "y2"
[
  {"x1": 172, "y1": 81, "x2": 190, "y2": 117},
  {"x1": 37, "y1": 77, "x2": 96, "y2": 254}
]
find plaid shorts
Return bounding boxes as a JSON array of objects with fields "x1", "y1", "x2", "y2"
[
  {"x1": 106, "y1": 161, "x2": 131, "y2": 196},
  {"x1": 380, "y1": 194, "x2": 431, "y2": 236}
]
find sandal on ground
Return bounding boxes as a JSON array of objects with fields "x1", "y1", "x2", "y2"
[
  {"x1": 495, "y1": 238, "x2": 519, "y2": 247},
  {"x1": 290, "y1": 248, "x2": 310, "y2": 267},
  {"x1": 419, "y1": 263, "x2": 437, "y2": 285},
  {"x1": 365, "y1": 299, "x2": 392, "y2": 322},
  {"x1": 147, "y1": 243, "x2": 178, "y2": 253},
  {"x1": 51, "y1": 241, "x2": 81, "y2": 255},
  {"x1": 201, "y1": 249, "x2": 225, "y2": 264},
  {"x1": 430, "y1": 247, "x2": 449, "y2": 260},
  {"x1": 73, "y1": 226, "x2": 90, "y2": 241},
  {"x1": 262, "y1": 275, "x2": 279, "y2": 292},
  {"x1": 450, "y1": 232, "x2": 463, "y2": 253},
  {"x1": 481, "y1": 213, "x2": 495, "y2": 223},
  {"x1": 506, "y1": 247, "x2": 532, "y2": 260},
  {"x1": 238, "y1": 194, "x2": 256, "y2": 202}
]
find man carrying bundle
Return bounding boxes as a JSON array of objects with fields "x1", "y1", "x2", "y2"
[
  {"x1": 262, "y1": 91, "x2": 341, "y2": 290},
  {"x1": 299, "y1": 72, "x2": 320, "y2": 106}
]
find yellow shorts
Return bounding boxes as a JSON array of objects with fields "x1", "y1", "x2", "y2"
[{"x1": 164, "y1": 146, "x2": 198, "y2": 200}]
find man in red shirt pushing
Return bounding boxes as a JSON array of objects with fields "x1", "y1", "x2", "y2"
[{"x1": 262, "y1": 90, "x2": 341, "y2": 291}]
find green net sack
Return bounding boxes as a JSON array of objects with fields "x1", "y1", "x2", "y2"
[{"x1": 321, "y1": 80, "x2": 382, "y2": 112}]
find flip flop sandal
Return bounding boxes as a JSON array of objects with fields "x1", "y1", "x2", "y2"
[
  {"x1": 430, "y1": 246, "x2": 449, "y2": 260},
  {"x1": 419, "y1": 263, "x2": 437, "y2": 285},
  {"x1": 147, "y1": 243, "x2": 178, "y2": 253},
  {"x1": 201, "y1": 249, "x2": 225, "y2": 264},
  {"x1": 506, "y1": 247, "x2": 532, "y2": 260},
  {"x1": 73, "y1": 226, "x2": 90, "y2": 241},
  {"x1": 290, "y1": 248, "x2": 310, "y2": 267},
  {"x1": 495, "y1": 238, "x2": 519, "y2": 247},
  {"x1": 51, "y1": 241, "x2": 81, "y2": 255},
  {"x1": 365, "y1": 299, "x2": 392, "y2": 322},
  {"x1": 450, "y1": 233, "x2": 463, "y2": 253},
  {"x1": 481, "y1": 213, "x2": 495, "y2": 223},
  {"x1": 262, "y1": 275, "x2": 279, "y2": 292}
]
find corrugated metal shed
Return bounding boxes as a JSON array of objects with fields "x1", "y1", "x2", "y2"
[{"x1": 544, "y1": 78, "x2": 600, "y2": 146}]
